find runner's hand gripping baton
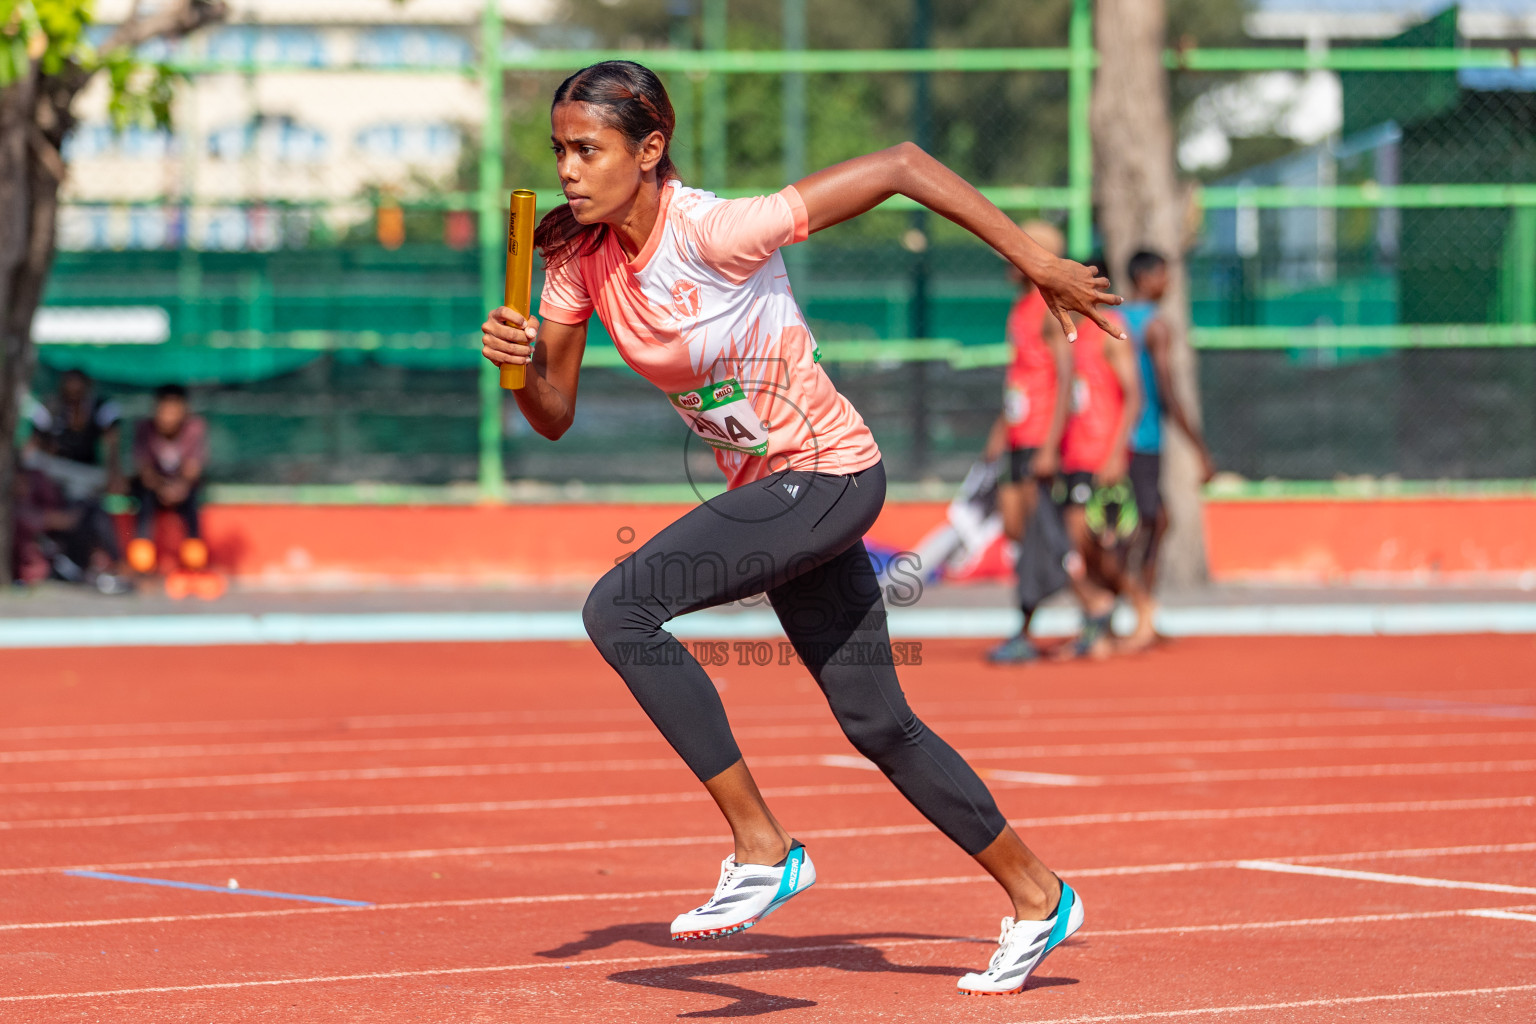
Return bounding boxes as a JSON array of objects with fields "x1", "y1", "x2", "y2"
[{"x1": 501, "y1": 189, "x2": 536, "y2": 390}]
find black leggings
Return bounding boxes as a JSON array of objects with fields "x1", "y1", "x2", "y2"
[{"x1": 582, "y1": 460, "x2": 1009, "y2": 856}]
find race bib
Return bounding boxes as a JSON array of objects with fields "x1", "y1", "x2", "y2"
[
  {"x1": 1004, "y1": 382, "x2": 1029, "y2": 425},
  {"x1": 668, "y1": 377, "x2": 769, "y2": 456},
  {"x1": 1071, "y1": 375, "x2": 1090, "y2": 414}
]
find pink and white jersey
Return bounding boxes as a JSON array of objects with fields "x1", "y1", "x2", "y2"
[{"x1": 538, "y1": 179, "x2": 881, "y2": 490}]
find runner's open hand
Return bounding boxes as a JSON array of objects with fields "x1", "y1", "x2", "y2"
[{"x1": 1027, "y1": 255, "x2": 1124, "y2": 343}]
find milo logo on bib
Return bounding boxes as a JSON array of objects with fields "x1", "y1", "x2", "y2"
[{"x1": 668, "y1": 376, "x2": 769, "y2": 457}]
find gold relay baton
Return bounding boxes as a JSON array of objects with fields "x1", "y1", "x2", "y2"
[{"x1": 501, "y1": 189, "x2": 537, "y2": 390}]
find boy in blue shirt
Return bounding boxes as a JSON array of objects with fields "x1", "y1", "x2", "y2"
[{"x1": 1120, "y1": 251, "x2": 1216, "y2": 650}]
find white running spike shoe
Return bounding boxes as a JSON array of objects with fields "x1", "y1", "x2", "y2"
[
  {"x1": 670, "y1": 840, "x2": 816, "y2": 941},
  {"x1": 957, "y1": 881, "x2": 1083, "y2": 995}
]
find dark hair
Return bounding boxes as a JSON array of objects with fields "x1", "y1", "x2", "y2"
[
  {"x1": 1127, "y1": 249, "x2": 1167, "y2": 285},
  {"x1": 533, "y1": 61, "x2": 677, "y2": 272},
  {"x1": 155, "y1": 383, "x2": 189, "y2": 402}
]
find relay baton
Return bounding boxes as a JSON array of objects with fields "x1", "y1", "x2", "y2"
[{"x1": 501, "y1": 189, "x2": 537, "y2": 390}]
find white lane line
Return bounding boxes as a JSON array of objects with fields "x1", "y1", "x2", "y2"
[
  {"x1": 6, "y1": 689, "x2": 1524, "y2": 742},
  {"x1": 960, "y1": 730, "x2": 1536, "y2": 760},
  {"x1": 3, "y1": 793, "x2": 1529, "y2": 834},
  {"x1": 1236, "y1": 860, "x2": 1536, "y2": 895},
  {"x1": 0, "y1": 758, "x2": 715, "y2": 794},
  {"x1": 1286, "y1": 840, "x2": 1536, "y2": 865},
  {"x1": 9, "y1": 833, "x2": 1535, "y2": 883},
  {"x1": 0, "y1": 783, "x2": 895, "y2": 831},
  {"x1": 1, "y1": 710, "x2": 1501, "y2": 764},
  {"x1": 1465, "y1": 909, "x2": 1536, "y2": 923},
  {"x1": 0, "y1": 709, "x2": 650, "y2": 742},
  {"x1": 983, "y1": 769, "x2": 1095, "y2": 786},
  {"x1": 1011, "y1": 983, "x2": 1536, "y2": 1024},
  {"x1": 9, "y1": 732, "x2": 1534, "y2": 795},
  {"x1": 8, "y1": 601, "x2": 1536, "y2": 648},
  {"x1": 5, "y1": 944, "x2": 1536, "y2": 1008},
  {"x1": 1092, "y1": 903, "x2": 1536, "y2": 937},
  {"x1": 985, "y1": 759, "x2": 1536, "y2": 788},
  {"x1": 817, "y1": 754, "x2": 880, "y2": 771},
  {"x1": 11, "y1": 857, "x2": 1536, "y2": 934},
  {"x1": 0, "y1": 936, "x2": 972, "y2": 1002}
]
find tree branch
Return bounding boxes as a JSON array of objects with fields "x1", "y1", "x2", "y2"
[{"x1": 101, "y1": 0, "x2": 229, "y2": 54}]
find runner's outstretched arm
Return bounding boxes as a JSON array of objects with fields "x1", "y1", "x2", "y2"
[{"x1": 792, "y1": 143, "x2": 1124, "y2": 341}]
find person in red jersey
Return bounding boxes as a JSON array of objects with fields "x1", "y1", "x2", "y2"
[
  {"x1": 1057, "y1": 292, "x2": 1144, "y2": 659},
  {"x1": 480, "y1": 60, "x2": 1123, "y2": 996},
  {"x1": 983, "y1": 220, "x2": 1074, "y2": 664}
]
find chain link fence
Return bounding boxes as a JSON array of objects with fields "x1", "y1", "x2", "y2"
[{"x1": 30, "y1": 6, "x2": 1536, "y2": 494}]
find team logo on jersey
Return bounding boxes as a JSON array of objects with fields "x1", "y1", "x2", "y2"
[{"x1": 671, "y1": 279, "x2": 702, "y2": 319}]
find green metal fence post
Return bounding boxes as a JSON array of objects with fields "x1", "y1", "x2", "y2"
[
  {"x1": 477, "y1": 0, "x2": 506, "y2": 500},
  {"x1": 702, "y1": 0, "x2": 727, "y2": 190},
  {"x1": 1505, "y1": 206, "x2": 1536, "y2": 324},
  {"x1": 1067, "y1": 0, "x2": 1093, "y2": 260},
  {"x1": 669, "y1": 4, "x2": 697, "y2": 182},
  {"x1": 781, "y1": 0, "x2": 807, "y2": 279}
]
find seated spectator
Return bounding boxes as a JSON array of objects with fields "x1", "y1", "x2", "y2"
[
  {"x1": 11, "y1": 464, "x2": 131, "y2": 594},
  {"x1": 129, "y1": 384, "x2": 210, "y2": 574},
  {"x1": 29, "y1": 368, "x2": 126, "y2": 496}
]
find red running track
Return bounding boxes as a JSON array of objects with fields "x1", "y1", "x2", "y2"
[{"x1": 3, "y1": 635, "x2": 1536, "y2": 1022}]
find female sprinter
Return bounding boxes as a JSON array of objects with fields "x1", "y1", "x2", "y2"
[{"x1": 480, "y1": 60, "x2": 1123, "y2": 997}]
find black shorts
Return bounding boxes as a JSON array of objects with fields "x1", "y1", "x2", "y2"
[
  {"x1": 1129, "y1": 452, "x2": 1162, "y2": 524},
  {"x1": 1005, "y1": 446, "x2": 1039, "y2": 484},
  {"x1": 1059, "y1": 471, "x2": 1095, "y2": 507}
]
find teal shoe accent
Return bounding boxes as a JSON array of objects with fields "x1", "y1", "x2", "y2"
[
  {"x1": 767, "y1": 842, "x2": 806, "y2": 909},
  {"x1": 1044, "y1": 883, "x2": 1076, "y2": 952}
]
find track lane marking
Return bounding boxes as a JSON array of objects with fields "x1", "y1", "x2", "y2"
[
  {"x1": 8, "y1": 872, "x2": 1536, "y2": 933},
  {"x1": 3, "y1": 941, "x2": 1534, "y2": 1007},
  {"x1": 0, "y1": 937, "x2": 972, "y2": 1002},
  {"x1": 11, "y1": 847, "x2": 1536, "y2": 933},
  {"x1": 6, "y1": 824, "x2": 1535, "y2": 881},
  {"x1": 984, "y1": 758, "x2": 1536, "y2": 787},
  {"x1": 3, "y1": 710, "x2": 1509, "y2": 763},
  {"x1": 3, "y1": 793, "x2": 1530, "y2": 833},
  {"x1": 1465, "y1": 909, "x2": 1536, "y2": 923},
  {"x1": 64, "y1": 870, "x2": 372, "y2": 907},
  {"x1": 19, "y1": 690, "x2": 1512, "y2": 742},
  {"x1": 1008, "y1": 983, "x2": 1536, "y2": 1023},
  {"x1": 9, "y1": 732, "x2": 1535, "y2": 794},
  {"x1": 1236, "y1": 860, "x2": 1536, "y2": 895}
]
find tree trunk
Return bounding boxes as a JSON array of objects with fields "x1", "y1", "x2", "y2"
[
  {"x1": 1090, "y1": 0, "x2": 1209, "y2": 588},
  {"x1": 0, "y1": 79, "x2": 39, "y2": 585},
  {"x1": 1, "y1": 72, "x2": 70, "y2": 584},
  {"x1": 0, "y1": 1, "x2": 226, "y2": 582}
]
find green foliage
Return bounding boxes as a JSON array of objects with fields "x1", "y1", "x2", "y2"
[
  {"x1": 102, "y1": 47, "x2": 182, "y2": 130},
  {"x1": 1, "y1": 0, "x2": 182, "y2": 131},
  {"x1": 1, "y1": 0, "x2": 90, "y2": 85}
]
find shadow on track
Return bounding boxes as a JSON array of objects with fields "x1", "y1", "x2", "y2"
[{"x1": 536, "y1": 922, "x2": 1079, "y2": 1017}]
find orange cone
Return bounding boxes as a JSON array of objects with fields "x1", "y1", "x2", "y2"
[
  {"x1": 127, "y1": 538, "x2": 157, "y2": 574},
  {"x1": 165, "y1": 573, "x2": 192, "y2": 600},
  {"x1": 193, "y1": 573, "x2": 227, "y2": 601},
  {"x1": 179, "y1": 537, "x2": 209, "y2": 572}
]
